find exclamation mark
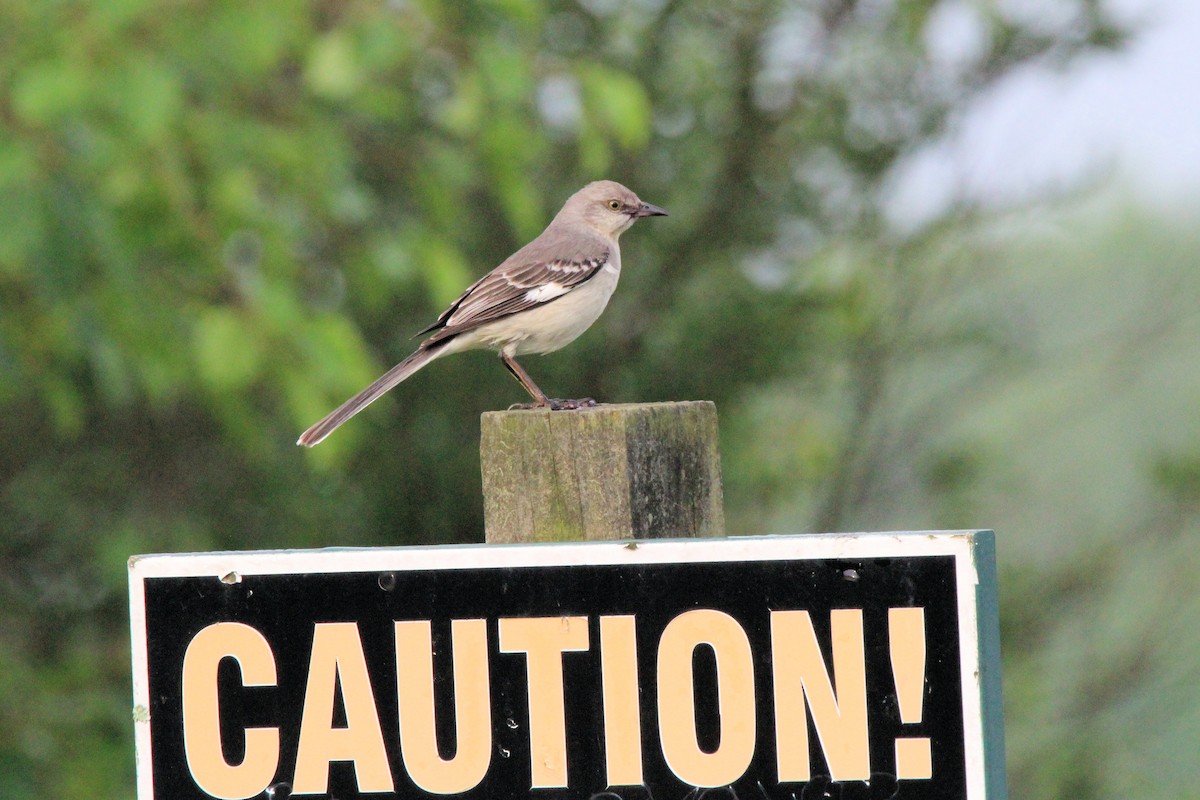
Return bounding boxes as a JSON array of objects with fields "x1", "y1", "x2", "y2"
[{"x1": 888, "y1": 607, "x2": 932, "y2": 779}]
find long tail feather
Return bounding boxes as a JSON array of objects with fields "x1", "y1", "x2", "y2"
[{"x1": 297, "y1": 345, "x2": 442, "y2": 447}]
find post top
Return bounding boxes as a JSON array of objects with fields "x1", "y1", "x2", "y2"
[{"x1": 481, "y1": 400, "x2": 715, "y2": 421}]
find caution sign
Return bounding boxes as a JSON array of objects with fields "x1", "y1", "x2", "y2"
[{"x1": 128, "y1": 532, "x2": 1006, "y2": 800}]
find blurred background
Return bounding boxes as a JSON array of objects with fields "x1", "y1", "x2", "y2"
[{"x1": 2, "y1": 0, "x2": 1198, "y2": 796}]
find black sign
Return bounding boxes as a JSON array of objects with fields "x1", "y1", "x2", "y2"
[{"x1": 129, "y1": 533, "x2": 1005, "y2": 799}]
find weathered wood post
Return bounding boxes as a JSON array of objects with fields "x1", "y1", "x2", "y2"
[{"x1": 480, "y1": 401, "x2": 724, "y2": 543}]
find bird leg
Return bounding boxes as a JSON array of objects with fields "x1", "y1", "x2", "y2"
[
  {"x1": 501, "y1": 353, "x2": 598, "y2": 411},
  {"x1": 501, "y1": 353, "x2": 550, "y2": 406}
]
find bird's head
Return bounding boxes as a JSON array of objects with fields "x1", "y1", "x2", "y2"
[{"x1": 560, "y1": 180, "x2": 668, "y2": 238}]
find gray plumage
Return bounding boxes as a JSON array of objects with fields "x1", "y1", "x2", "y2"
[{"x1": 297, "y1": 180, "x2": 667, "y2": 447}]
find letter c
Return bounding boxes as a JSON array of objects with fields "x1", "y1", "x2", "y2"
[{"x1": 182, "y1": 622, "x2": 280, "y2": 800}]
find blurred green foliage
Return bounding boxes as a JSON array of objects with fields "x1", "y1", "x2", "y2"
[{"x1": 7, "y1": 0, "x2": 1199, "y2": 798}]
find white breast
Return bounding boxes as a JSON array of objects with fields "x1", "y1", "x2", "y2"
[{"x1": 461, "y1": 253, "x2": 622, "y2": 357}]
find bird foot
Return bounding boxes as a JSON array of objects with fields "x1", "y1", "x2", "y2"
[
  {"x1": 549, "y1": 397, "x2": 597, "y2": 410},
  {"x1": 507, "y1": 398, "x2": 598, "y2": 411}
]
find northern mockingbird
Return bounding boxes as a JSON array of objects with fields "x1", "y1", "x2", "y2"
[{"x1": 298, "y1": 180, "x2": 667, "y2": 447}]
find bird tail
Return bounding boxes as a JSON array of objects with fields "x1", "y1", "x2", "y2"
[{"x1": 297, "y1": 344, "x2": 444, "y2": 447}]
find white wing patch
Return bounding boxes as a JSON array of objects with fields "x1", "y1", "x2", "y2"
[
  {"x1": 548, "y1": 259, "x2": 598, "y2": 274},
  {"x1": 523, "y1": 281, "x2": 571, "y2": 303}
]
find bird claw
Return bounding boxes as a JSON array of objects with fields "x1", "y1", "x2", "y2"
[
  {"x1": 549, "y1": 397, "x2": 597, "y2": 411},
  {"x1": 507, "y1": 398, "x2": 598, "y2": 411}
]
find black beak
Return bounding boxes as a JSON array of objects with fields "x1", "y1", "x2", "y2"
[{"x1": 635, "y1": 202, "x2": 669, "y2": 217}]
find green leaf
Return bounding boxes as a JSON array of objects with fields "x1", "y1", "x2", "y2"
[
  {"x1": 0, "y1": 183, "x2": 44, "y2": 273},
  {"x1": 43, "y1": 373, "x2": 85, "y2": 437},
  {"x1": 305, "y1": 313, "x2": 378, "y2": 392},
  {"x1": 113, "y1": 57, "x2": 183, "y2": 142},
  {"x1": 577, "y1": 122, "x2": 613, "y2": 174},
  {"x1": 415, "y1": 235, "x2": 472, "y2": 308},
  {"x1": 305, "y1": 30, "x2": 364, "y2": 99},
  {"x1": 578, "y1": 66, "x2": 652, "y2": 150},
  {"x1": 438, "y1": 69, "x2": 485, "y2": 136},
  {"x1": 478, "y1": 0, "x2": 544, "y2": 29},
  {"x1": 192, "y1": 307, "x2": 263, "y2": 392},
  {"x1": 494, "y1": 175, "x2": 543, "y2": 241},
  {"x1": 11, "y1": 59, "x2": 92, "y2": 125},
  {"x1": 475, "y1": 38, "x2": 534, "y2": 107},
  {"x1": 202, "y1": 2, "x2": 309, "y2": 78},
  {"x1": 85, "y1": 0, "x2": 154, "y2": 36}
]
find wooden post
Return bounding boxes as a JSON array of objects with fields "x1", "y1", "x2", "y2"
[{"x1": 480, "y1": 401, "x2": 724, "y2": 543}]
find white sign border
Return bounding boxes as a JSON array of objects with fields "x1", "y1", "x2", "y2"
[{"x1": 129, "y1": 530, "x2": 999, "y2": 799}]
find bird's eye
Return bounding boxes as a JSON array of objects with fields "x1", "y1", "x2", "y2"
[{"x1": 607, "y1": 199, "x2": 621, "y2": 211}]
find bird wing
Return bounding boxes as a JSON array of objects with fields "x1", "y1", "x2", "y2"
[{"x1": 417, "y1": 246, "x2": 611, "y2": 344}]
